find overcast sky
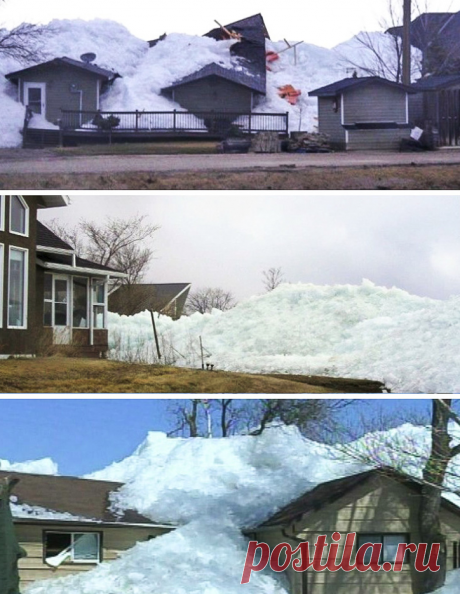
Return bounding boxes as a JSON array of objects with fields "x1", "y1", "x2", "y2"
[
  {"x1": 38, "y1": 194, "x2": 460, "y2": 303},
  {"x1": 3, "y1": 0, "x2": 460, "y2": 48}
]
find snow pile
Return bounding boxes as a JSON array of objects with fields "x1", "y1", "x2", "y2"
[
  {"x1": 10, "y1": 498, "x2": 93, "y2": 522},
  {"x1": 0, "y1": 17, "x2": 419, "y2": 146},
  {"x1": 436, "y1": 570, "x2": 460, "y2": 594},
  {"x1": 27, "y1": 424, "x2": 460, "y2": 594},
  {"x1": 0, "y1": 456, "x2": 58, "y2": 475},
  {"x1": 108, "y1": 281, "x2": 460, "y2": 393}
]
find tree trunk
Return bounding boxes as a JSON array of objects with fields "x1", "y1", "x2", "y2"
[{"x1": 418, "y1": 399, "x2": 452, "y2": 593}]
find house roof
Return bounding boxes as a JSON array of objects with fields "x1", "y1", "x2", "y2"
[
  {"x1": 109, "y1": 283, "x2": 191, "y2": 317},
  {"x1": 387, "y1": 12, "x2": 460, "y2": 51},
  {"x1": 37, "y1": 221, "x2": 73, "y2": 251},
  {"x1": 204, "y1": 13, "x2": 270, "y2": 41},
  {"x1": 33, "y1": 196, "x2": 69, "y2": 209},
  {"x1": 5, "y1": 57, "x2": 121, "y2": 83},
  {"x1": 162, "y1": 62, "x2": 265, "y2": 94},
  {"x1": 257, "y1": 468, "x2": 460, "y2": 529},
  {"x1": 411, "y1": 74, "x2": 460, "y2": 91},
  {"x1": 309, "y1": 76, "x2": 415, "y2": 97},
  {"x1": 0, "y1": 470, "x2": 169, "y2": 527},
  {"x1": 36, "y1": 222, "x2": 126, "y2": 276}
]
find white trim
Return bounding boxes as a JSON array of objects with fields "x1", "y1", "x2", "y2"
[
  {"x1": 0, "y1": 243, "x2": 3, "y2": 329},
  {"x1": 37, "y1": 246, "x2": 75, "y2": 256},
  {"x1": 36, "y1": 259, "x2": 127, "y2": 278},
  {"x1": 96, "y1": 79, "x2": 100, "y2": 109},
  {"x1": 0, "y1": 196, "x2": 4, "y2": 232},
  {"x1": 7, "y1": 246, "x2": 29, "y2": 330},
  {"x1": 405, "y1": 93, "x2": 409, "y2": 124},
  {"x1": 24, "y1": 81, "x2": 46, "y2": 116},
  {"x1": 9, "y1": 196, "x2": 30, "y2": 237},
  {"x1": 161, "y1": 283, "x2": 192, "y2": 314},
  {"x1": 340, "y1": 93, "x2": 345, "y2": 126}
]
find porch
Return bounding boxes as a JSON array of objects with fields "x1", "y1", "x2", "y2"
[{"x1": 22, "y1": 108, "x2": 290, "y2": 148}]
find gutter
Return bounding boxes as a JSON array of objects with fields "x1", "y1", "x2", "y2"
[{"x1": 36, "y1": 258, "x2": 128, "y2": 278}]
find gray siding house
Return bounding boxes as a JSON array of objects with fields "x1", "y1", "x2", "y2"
[
  {"x1": 309, "y1": 77, "x2": 415, "y2": 150},
  {"x1": 5, "y1": 57, "x2": 120, "y2": 125}
]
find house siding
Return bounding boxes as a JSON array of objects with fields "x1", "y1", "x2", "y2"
[
  {"x1": 169, "y1": 76, "x2": 253, "y2": 113},
  {"x1": 346, "y1": 128, "x2": 411, "y2": 151},
  {"x1": 0, "y1": 197, "x2": 38, "y2": 355},
  {"x1": 256, "y1": 475, "x2": 460, "y2": 594},
  {"x1": 343, "y1": 85, "x2": 408, "y2": 125},
  {"x1": 19, "y1": 65, "x2": 104, "y2": 124},
  {"x1": 15, "y1": 523, "x2": 170, "y2": 588},
  {"x1": 317, "y1": 97, "x2": 346, "y2": 149}
]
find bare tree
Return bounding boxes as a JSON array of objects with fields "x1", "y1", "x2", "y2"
[
  {"x1": 339, "y1": 398, "x2": 460, "y2": 593},
  {"x1": 185, "y1": 287, "x2": 236, "y2": 314},
  {"x1": 262, "y1": 267, "x2": 285, "y2": 292},
  {"x1": 0, "y1": 22, "x2": 51, "y2": 64},
  {"x1": 46, "y1": 214, "x2": 159, "y2": 285}
]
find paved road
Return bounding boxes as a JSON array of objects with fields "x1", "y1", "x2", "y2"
[{"x1": 1, "y1": 149, "x2": 460, "y2": 175}]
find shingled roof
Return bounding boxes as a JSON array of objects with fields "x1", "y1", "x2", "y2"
[
  {"x1": 411, "y1": 74, "x2": 460, "y2": 91},
  {"x1": 0, "y1": 470, "x2": 170, "y2": 527},
  {"x1": 309, "y1": 76, "x2": 415, "y2": 97},
  {"x1": 37, "y1": 221, "x2": 73, "y2": 251},
  {"x1": 257, "y1": 468, "x2": 460, "y2": 529},
  {"x1": 6, "y1": 57, "x2": 120, "y2": 83}
]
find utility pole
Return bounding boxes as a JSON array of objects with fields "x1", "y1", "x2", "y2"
[{"x1": 402, "y1": 0, "x2": 411, "y2": 85}]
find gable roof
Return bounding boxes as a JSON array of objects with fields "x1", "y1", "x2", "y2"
[
  {"x1": 109, "y1": 283, "x2": 191, "y2": 318},
  {"x1": 411, "y1": 74, "x2": 460, "y2": 91},
  {"x1": 309, "y1": 76, "x2": 415, "y2": 97},
  {"x1": 0, "y1": 470, "x2": 170, "y2": 528},
  {"x1": 37, "y1": 221, "x2": 73, "y2": 251},
  {"x1": 257, "y1": 468, "x2": 460, "y2": 529},
  {"x1": 5, "y1": 57, "x2": 120, "y2": 83},
  {"x1": 162, "y1": 62, "x2": 265, "y2": 94},
  {"x1": 204, "y1": 13, "x2": 270, "y2": 41}
]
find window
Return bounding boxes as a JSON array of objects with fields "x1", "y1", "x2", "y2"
[
  {"x1": 357, "y1": 534, "x2": 410, "y2": 565},
  {"x1": 92, "y1": 280, "x2": 106, "y2": 329},
  {"x1": 73, "y1": 277, "x2": 89, "y2": 328},
  {"x1": 44, "y1": 532, "x2": 101, "y2": 565},
  {"x1": 454, "y1": 541, "x2": 460, "y2": 570},
  {"x1": 8, "y1": 247, "x2": 28, "y2": 329},
  {"x1": 9, "y1": 196, "x2": 29, "y2": 236},
  {"x1": 43, "y1": 274, "x2": 69, "y2": 327},
  {"x1": 0, "y1": 196, "x2": 4, "y2": 231}
]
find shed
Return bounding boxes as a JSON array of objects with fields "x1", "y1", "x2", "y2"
[
  {"x1": 308, "y1": 76, "x2": 415, "y2": 150},
  {"x1": 109, "y1": 283, "x2": 191, "y2": 319},
  {"x1": 5, "y1": 57, "x2": 120, "y2": 125},
  {"x1": 255, "y1": 468, "x2": 460, "y2": 594},
  {"x1": 0, "y1": 470, "x2": 173, "y2": 589}
]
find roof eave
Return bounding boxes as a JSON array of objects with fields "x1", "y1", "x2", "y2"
[{"x1": 37, "y1": 258, "x2": 128, "y2": 278}]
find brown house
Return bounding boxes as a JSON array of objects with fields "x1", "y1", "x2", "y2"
[
  {"x1": 254, "y1": 469, "x2": 460, "y2": 594},
  {"x1": 0, "y1": 196, "x2": 125, "y2": 357},
  {"x1": 5, "y1": 57, "x2": 120, "y2": 126},
  {"x1": 1, "y1": 470, "x2": 173, "y2": 589}
]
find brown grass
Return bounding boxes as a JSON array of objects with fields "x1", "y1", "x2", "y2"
[
  {"x1": 0, "y1": 357, "x2": 338, "y2": 394},
  {"x1": 2, "y1": 164, "x2": 460, "y2": 190}
]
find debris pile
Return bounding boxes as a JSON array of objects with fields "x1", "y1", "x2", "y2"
[
  {"x1": 284, "y1": 131, "x2": 331, "y2": 152},
  {"x1": 250, "y1": 131, "x2": 281, "y2": 153}
]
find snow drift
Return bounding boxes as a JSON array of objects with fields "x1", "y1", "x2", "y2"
[
  {"x1": 24, "y1": 423, "x2": 460, "y2": 594},
  {"x1": 108, "y1": 280, "x2": 460, "y2": 394},
  {"x1": 0, "y1": 456, "x2": 58, "y2": 475},
  {"x1": 0, "y1": 18, "x2": 417, "y2": 146}
]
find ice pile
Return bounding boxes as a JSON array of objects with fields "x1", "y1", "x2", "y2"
[
  {"x1": 0, "y1": 456, "x2": 58, "y2": 475},
  {"x1": 24, "y1": 423, "x2": 460, "y2": 594},
  {"x1": 0, "y1": 16, "x2": 416, "y2": 146},
  {"x1": 108, "y1": 281, "x2": 460, "y2": 394}
]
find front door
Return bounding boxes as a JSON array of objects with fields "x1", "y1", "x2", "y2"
[
  {"x1": 24, "y1": 82, "x2": 46, "y2": 116},
  {"x1": 52, "y1": 276, "x2": 71, "y2": 345}
]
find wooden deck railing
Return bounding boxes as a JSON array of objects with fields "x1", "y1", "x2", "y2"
[{"x1": 59, "y1": 109, "x2": 289, "y2": 136}]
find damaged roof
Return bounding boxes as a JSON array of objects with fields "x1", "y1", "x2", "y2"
[
  {"x1": 164, "y1": 14, "x2": 268, "y2": 96},
  {"x1": 109, "y1": 283, "x2": 191, "y2": 318}
]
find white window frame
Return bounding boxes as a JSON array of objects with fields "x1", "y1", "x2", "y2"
[
  {"x1": 9, "y1": 196, "x2": 30, "y2": 237},
  {"x1": 92, "y1": 279, "x2": 107, "y2": 330},
  {"x1": 0, "y1": 243, "x2": 3, "y2": 328},
  {"x1": 7, "y1": 246, "x2": 28, "y2": 330},
  {"x1": 0, "y1": 196, "x2": 4, "y2": 232},
  {"x1": 44, "y1": 531, "x2": 101, "y2": 565}
]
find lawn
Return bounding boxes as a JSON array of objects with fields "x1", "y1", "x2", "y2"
[
  {"x1": 2, "y1": 164, "x2": 460, "y2": 190},
  {"x1": 0, "y1": 358, "x2": 385, "y2": 393}
]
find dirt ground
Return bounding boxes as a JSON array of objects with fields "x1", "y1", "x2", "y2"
[{"x1": 1, "y1": 147, "x2": 460, "y2": 189}]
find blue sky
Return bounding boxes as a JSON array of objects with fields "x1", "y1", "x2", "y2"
[{"x1": 0, "y1": 398, "x2": 434, "y2": 477}]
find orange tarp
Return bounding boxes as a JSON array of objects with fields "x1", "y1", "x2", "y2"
[{"x1": 278, "y1": 84, "x2": 302, "y2": 105}]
